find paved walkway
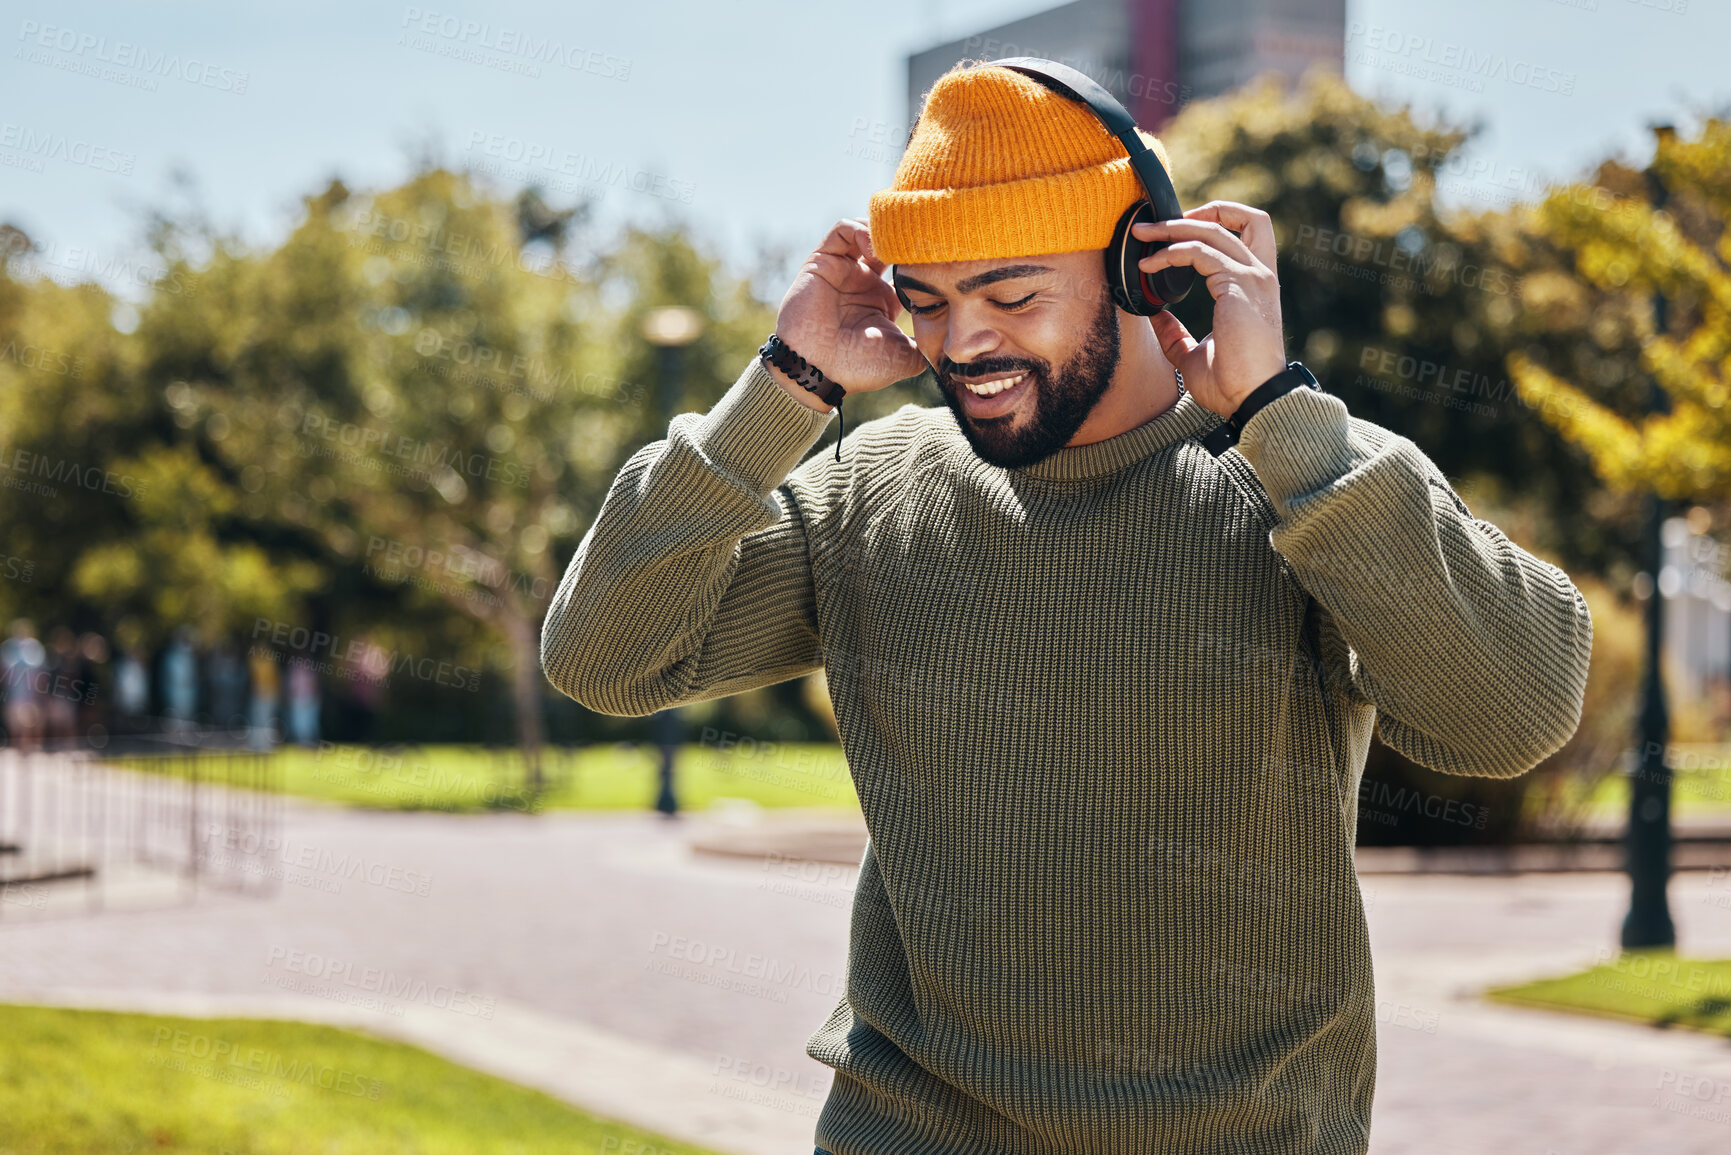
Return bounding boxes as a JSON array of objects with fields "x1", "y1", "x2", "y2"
[{"x1": 2, "y1": 795, "x2": 1730, "y2": 1153}]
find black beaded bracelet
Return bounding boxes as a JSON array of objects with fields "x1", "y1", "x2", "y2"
[{"x1": 759, "y1": 334, "x2": 846, "y2": 462}]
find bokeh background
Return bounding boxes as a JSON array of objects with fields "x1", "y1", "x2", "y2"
[{"x1": 1, "y1": 2, "x2": 1730, "y2": 1153}]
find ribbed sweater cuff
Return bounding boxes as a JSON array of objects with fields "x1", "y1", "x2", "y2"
[
  {"x1": 1233, "y1": 386, "x2": 1372, "y2": 511},
  {"x1": 691, "y1": 357, "x2": 835, "y2": 495}
]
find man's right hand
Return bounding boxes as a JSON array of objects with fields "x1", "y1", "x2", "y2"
[{"x1": 769, "y1": 219, "x2": 927, "y2": 410}]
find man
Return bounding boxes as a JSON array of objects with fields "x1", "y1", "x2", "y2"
[{"x1": 542, "y1": 61, "x2": 1592, "y2": 1155}]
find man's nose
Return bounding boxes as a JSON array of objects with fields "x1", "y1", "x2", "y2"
[{"x1": 942, "y1": 312, "x2": 1005, "y2": 369}]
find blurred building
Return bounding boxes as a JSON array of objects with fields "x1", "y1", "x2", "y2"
[
  {"x1": 1661, "y1": 516, "x2": 1731, "y2": 727},
  {"x1": 906, "y1": 0, "x2": 1344, "y2": 137}
]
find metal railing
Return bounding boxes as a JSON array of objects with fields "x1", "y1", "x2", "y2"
[{"x1": 0, "y1": 746, "x2": 280, "y2": 918}]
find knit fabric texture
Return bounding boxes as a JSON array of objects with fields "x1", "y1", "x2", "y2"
[
  {"x1": 542, "y1": 359, "x2": 1594, "y2": 1154},
  {"x1": 868, "y1": 61, "x2": 1175, "y2": 265}
]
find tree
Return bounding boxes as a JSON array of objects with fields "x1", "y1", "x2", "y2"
[
  {"x1": 4, "y1": 165, "x2": 856, "y2": 762},
  {"x1": 1508, "y1": 120, "x2": 1731, "y2": 501},
  {"x1": 1159, "y1": 70, "x2": 1645, "y2": 578},
  {"x1": 128, "y1": 169, "x2": 806, "y2": 781},
  {"x1": 131, "y1": 170, "x2": 590, "y2": 781},
  {"x1": 1501, "y1": 119, "x2": 1731, "y2": 945},
  {"x1": 0, "y1": 224, "x2": 322, "y2": 645}
]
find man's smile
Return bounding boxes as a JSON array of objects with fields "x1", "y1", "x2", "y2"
[{"x1": 952, "y1": 370, "x2": 1031, "y2": 419}]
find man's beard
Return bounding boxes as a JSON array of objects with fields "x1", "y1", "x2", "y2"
[{"x1": 935, "y1": 292, "x2": 1122, "y2": 470}]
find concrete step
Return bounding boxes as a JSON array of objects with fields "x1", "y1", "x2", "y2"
[{"x1": 0, "y1": 854, "x2": 97, "y2": 886}]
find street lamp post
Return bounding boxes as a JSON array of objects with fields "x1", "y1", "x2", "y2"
[
  {"x1": 1621, "y1": 125, "x2": 1676, "y2": 950},
  {"x1": 639, "y1": 306, "x2": 706, "y2": 818},
  {"x1": 1623, "y1": 492, "x2": 1673, "y2": 949}
]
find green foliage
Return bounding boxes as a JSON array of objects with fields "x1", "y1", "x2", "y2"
[
  {"x1": 1161, "y1": 69, "x2": 1642, "y2": 576},
  {"x1": 1509, "y1": 120, "x2": 1731, "y2": 501},
  {"x1": 0, "y1": 169, "x2": 797, "y2": 752},
  {"x1": 147, "y1": 171, "x2": 590, "y2": 628},
  {"x1": 71, "y1": 445, "x2": 326, "y2": 638}
]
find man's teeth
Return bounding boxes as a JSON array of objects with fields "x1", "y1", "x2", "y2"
[{"x1": 963, "y1": 373, "x2": 1024, "y2": 397}]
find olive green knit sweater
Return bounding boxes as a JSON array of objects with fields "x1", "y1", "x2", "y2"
[{"x1": 541, "y1": 357, "x2": 1592, "y2": 1155}]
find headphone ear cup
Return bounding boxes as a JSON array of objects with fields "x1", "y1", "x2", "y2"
[
  {"x1": 1107, "y1": 202, "x2": 1158, "y2": 315},
  {"x1": 1106, "y1": 202, "x2": 1196, "y2": 315}
]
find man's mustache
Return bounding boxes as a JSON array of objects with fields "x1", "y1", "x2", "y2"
[{"x1": 938, "y1": 356, "x2": 1047, "y2": 385}]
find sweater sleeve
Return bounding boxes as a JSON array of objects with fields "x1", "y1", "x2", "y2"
[
  {"x1": 539, "y1": 357, "x2": 835, "y2": 717},
  {"x1": 1234, "y1": 385, "x2": 1593, "y2": 779}
]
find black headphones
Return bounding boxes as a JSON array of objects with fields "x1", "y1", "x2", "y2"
[{"x1": 893, "y1": 56, "x2": 1195, "y2": 317}]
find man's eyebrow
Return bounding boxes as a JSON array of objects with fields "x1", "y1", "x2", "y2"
[
  {"x1": 894, "y1": 264, "x2": 1056, "y2": 298},
  {"x1": 893, "y1": 271, "x2": 942, "y2": 297},
  {"x1": 957, "y1": 264, "x2": 1055, "y2": 294}
]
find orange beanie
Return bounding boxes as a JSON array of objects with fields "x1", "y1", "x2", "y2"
[{"x1": 868, "y1": 61, "x2": 1175, "y2": 266}]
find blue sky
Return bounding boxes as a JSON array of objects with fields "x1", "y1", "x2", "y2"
[{"x1": 3, "y1": 0, "x2": 1726, "y2": 302}]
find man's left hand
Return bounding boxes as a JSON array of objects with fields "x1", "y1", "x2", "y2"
[{"x1": 1133, "y1": 201, "x2": 1287, "y2": 419}]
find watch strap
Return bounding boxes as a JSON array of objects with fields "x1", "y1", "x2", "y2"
[{"x1": 1200, "y1": 361, "x2": 1320, "y2": 457}]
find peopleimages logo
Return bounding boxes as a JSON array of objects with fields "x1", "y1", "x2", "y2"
[
  {"x1": 148, "y1": 1027, "x2": 384, "y2": 1099},
  {"x1": 1289, "y1": 224, "x2": 1515, "y2": 296},
  {"x1": 1356, "y1": 345, "x2": 1579, "y2": 421},
  {"x1": 249, "y1": 619, "x2": 481, "y2": 692},
  {"x1": 414, "y1": 327, "x2": 649, "y2": 408},
  {"x1": 463, "y1": 131, "x2": 694, "y2": 204},
  {"x1": 1347, "y1": 22, "x2": 1577, "y2": 96},
  {"x1": 0, "y1": 122, "x2": 134, "y2": 174},
  {"x1": 15, "y1": 20, "x2": 249, "y2": 93},
  {"x1": 959, "y1": 36, "x2": 1191, "y2": 107},
  {"x1": 296, "y1": 410, "x2": 530, "y2": 490},
  {"x1": 399, "y1": 8, "x2": 631, "y2": 80},
  {"x1": 9, "y1": 241, "x2": 196, "y2": 298},
  {"x1": 0, "y1": 446, "x2": 146, "y2": 499},
  {"x1": 202, "y1": 825, "x2": 434, "y2": 898},
  {"x1": 264, "y1": 946, "x2": 495, "y2": 1019},
  {"x1": 0, "y1": 338, "x2": 84, "y2": 378}
]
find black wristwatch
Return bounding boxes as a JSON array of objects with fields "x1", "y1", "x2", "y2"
[
  {"x1": 1200, "y1": 361, "x2": 1321, "y2": 457},
  {"x1": 759, "y1": 333, "x2": 847, "y2": 462}
]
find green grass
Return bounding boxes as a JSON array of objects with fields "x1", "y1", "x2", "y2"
[
  {"x1": 1576, "y1": 775, "x2": 1731, "y2": 817},
  {"x1": 1517, "y1": 744, "x2": 1731, "y2": 830},
  {"x1": 1487, "y1": 952, "x2": 1731, "y2": 1037},
  {"x1": 108, "y1": 742, "x2": 859, "y2": 814},
  {"x1": 114, "y1": 741, "x2": 1731, "y2": 823},
  {"x1": 0, "y1": 1003, "x2": 722, "y2": 1154},
  {"x1": 1573, "y1": 743, "x2": 1731, "y2": 818}
]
